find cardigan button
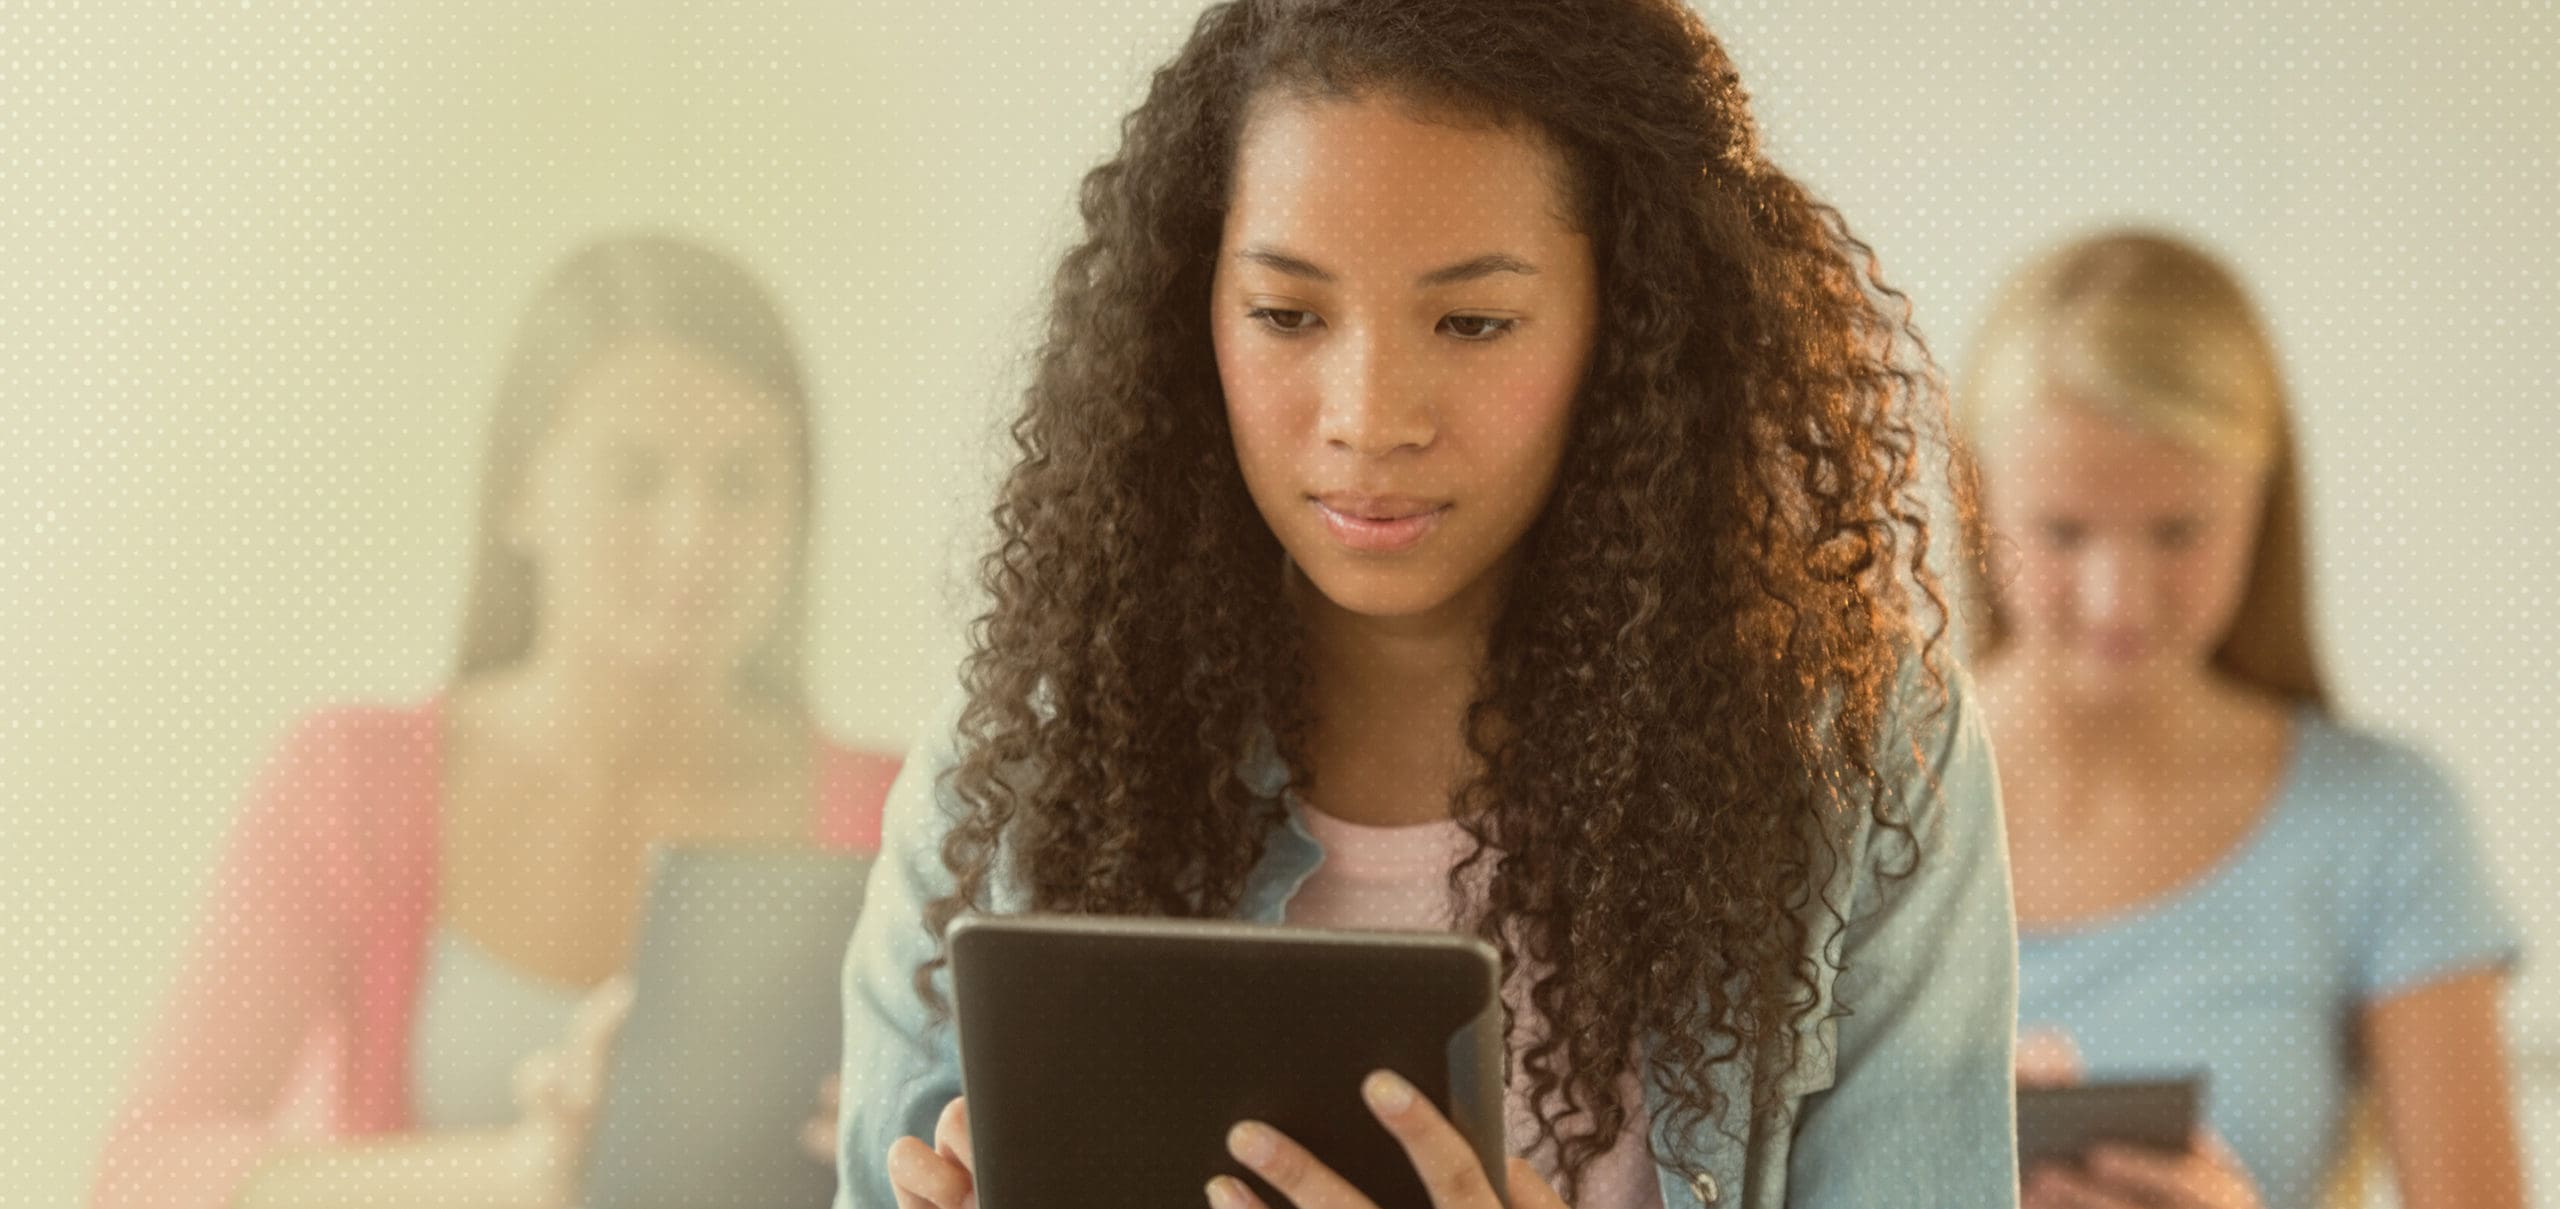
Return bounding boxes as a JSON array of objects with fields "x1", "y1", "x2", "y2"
[{"x1": 1688, "y1": 1172, "x2": 1720, "y2": 1203}]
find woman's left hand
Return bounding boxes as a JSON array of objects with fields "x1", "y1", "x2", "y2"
[
  {"x1": 798, "y1": 1073, "x2": 841, "y2": 1165},
  {"x1": 2021, "y1": 1128, "x2": 2263, "y2": 1209},
  {"x1": 1204, "y1": 1070, "x2": 1570, "y2": 1209}
]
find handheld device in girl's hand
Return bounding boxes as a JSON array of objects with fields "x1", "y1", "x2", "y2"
[
  {"x1": 2016, "y1": 1074, "x2": 2207, "y2": 1170},
  {"x1": 949, "y1": 914, "x2": 1505, "y2": 1209},
  {"x1": 581, "y1": 846, "x2": 873, "y2": 1209}
]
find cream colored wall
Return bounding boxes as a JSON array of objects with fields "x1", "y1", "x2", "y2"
[{"x1": 3, "y1": 1, "x2": 2553, "y2": 1204}]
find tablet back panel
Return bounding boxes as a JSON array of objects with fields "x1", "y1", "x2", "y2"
[
  {"x1": 582, "y1": 846, "x2": 874, "y2": 1209},
  {"x1": 952, "y1": 914, "x2": 1504, "y2": 1209},
  {"x1": 2016, "y1": 1076, "x2": 2205, "y2": 1169}
]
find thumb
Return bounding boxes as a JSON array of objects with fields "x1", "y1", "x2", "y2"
[
  {"x1": 512, "y1": 1047, "x2": 564, "y2": 1120},
  {"x1": 933, "y1": 1097, "x2": 975, "y2": 1172},
  {"x1": 2015, "y1": 1027, "x2": 2086, "y2": 1087},
  {"x1": 2196, "y1": 1124, "x2": 2244, "y2": 1163},
  {"x1": 560, "y1": 976, "x2": 635, "y2": 1112}
]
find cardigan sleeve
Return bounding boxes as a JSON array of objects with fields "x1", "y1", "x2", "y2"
[
  {"x1": 90, "y1": 709, "x2": 371, "y2": 1209},
  {"x1": 1783, "y1": 661, "x2": 2021, "y2": 1207},
  {"x1": 833, "y1": 688, "x2": 973, "y2": 1209}
]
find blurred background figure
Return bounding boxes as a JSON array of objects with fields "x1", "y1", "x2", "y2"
[
  {"x1": 1958, "y1": 230, "x2": 2527, "y2": 1209},
  {"x1": 88, "y1": 231, "x2": 899, "y2": 1209}
]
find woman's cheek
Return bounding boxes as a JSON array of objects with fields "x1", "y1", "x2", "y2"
[
  {"x1": 2009, "y1": 557, "x2": 2079, "y2": 644},
  {"x1": 1216, "y1": 350, "x2": 1305, "y2": 461},
  {"x1": 2171, "y1": 537, "x2": 2255, "y2": 648},
  {"x1": 1472, "y1": 361, "x2": 1577, "y2": 489}
]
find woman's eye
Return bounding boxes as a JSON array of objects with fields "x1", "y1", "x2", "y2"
[
  {"x1": 1439, "y1": 314, "x2": 1516, "y2": 342},
  {"x1": 2040, "y1": 520, "x2": 2087, "y2": 550},
  {"x1": 2152, "y1": 519, "x2": 2199, "y2": 551},
  {"x1": 1245, "y1": 307, "x2": 1320, "y2": 335}
]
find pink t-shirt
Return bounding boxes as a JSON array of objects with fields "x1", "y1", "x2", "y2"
[{"x1": 1281, "y1": 797, "x2": 1665, "y2": 1209}]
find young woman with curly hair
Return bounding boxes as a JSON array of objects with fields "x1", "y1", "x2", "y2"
[{"x1": 837, "y1": 2, "x2": 2017, "y2": 1206}]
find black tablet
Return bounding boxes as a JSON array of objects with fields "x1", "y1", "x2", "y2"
[
  {"x1": 2017, "y1": 1075, "x2": 2207, "y2": 1171},
  {"x1": 581, "y1": 845, "x2": 874, "y2": 1209},
  {"x1": 950, "y1": 914, "x2": 1507, "y2": 1209}
]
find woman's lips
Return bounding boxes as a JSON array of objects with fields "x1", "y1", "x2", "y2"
[
  {"x1": 1310, "y1": 495, "x2": 1448, "y2": 554},
  {"x1": 2086, "y1": 632, "x2": 2149, "y2": 662}
]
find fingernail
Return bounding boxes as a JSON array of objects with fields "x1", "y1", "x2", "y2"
[
  {"x1": 1227, "y1": 1121, "x2": 1276, "y2": 1168},
  {"x1": 1363, "y1": 1070, "x2": 1414, "y2": 1115},
  {"x1": 1205, "y1": 1175, "x2": 1248, "y2": 1209}
]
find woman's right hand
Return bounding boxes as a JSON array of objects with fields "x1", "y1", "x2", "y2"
[
  {"x1": 2013, "y1": 1027, "x2": 2264, "y2": 1209},
  {"x1": 886, "y1": 1096, "x2": 978, "y2": 1209},
  {"x1": 2015, "y1": 1026, "x2": 2085, "y2": 1088},
  {"x1": 506, "y1": 976, "x2": 636, "y2": 1207}
]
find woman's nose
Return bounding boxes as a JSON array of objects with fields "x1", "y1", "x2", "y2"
[
  {"x1": 1316, "y1": 329, "x2": 1437, "y2": 458},
  {"x1": 650, "y1": 475, "x2": 722, "y2": 556},
  {"x1": 2074, "y1": 544, "x2": 2152, "y2": 628}
]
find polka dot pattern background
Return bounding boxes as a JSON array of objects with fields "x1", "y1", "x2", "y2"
[{"x1": 2, "y1": 1, "x2": 2552, "y2": 1204}]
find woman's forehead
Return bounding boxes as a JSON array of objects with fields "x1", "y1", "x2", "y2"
[
  {"x1": 1993, "y1": 405, "x2": 2260, "y2": 513},
  {"x1": 551, "y1": 340, "x2": 795, "y2": 448},
  {"x1": 1222, "y1": 92, "x2": 1581, "y2": 271}
]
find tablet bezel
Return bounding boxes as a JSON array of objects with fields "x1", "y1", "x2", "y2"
[{"x1": 949, "y1": 912, "x2": 1508, "y2": 1209}]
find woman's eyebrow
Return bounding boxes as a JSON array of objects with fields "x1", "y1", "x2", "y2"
[
  {"x1": 1234, "y1": 246, "x2": 1541, "y2": 287},
  {"x1": 1415, "y1": 252, "x2": 1539, "y2": 287}
]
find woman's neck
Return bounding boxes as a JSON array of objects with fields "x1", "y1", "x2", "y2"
[
  {"x1": 455, "y1": 657, "x2": 797, "y2": 798},
  {"x1": 1289, "y1": 567, "x2": 1494, "y2": 827},
  {"x1": 1976, "y1": 650, "x2": 2263, "y2": 786}
]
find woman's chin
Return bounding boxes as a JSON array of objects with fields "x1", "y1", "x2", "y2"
[
  {"x1": 1284, "y1": 554, "x2": 1468, "y2": 621},
  {"x1": 590, "y1": 638, "x2": 736, "y2": 689},
  {"x1": 2060, "y1": 656, "x2": 2165, "y2": 706}
]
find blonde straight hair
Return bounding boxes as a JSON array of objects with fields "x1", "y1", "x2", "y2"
[{"x1": 1954, "y1": 229, "x2": 2329, "y2": 712}]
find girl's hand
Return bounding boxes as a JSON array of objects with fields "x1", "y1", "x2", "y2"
[
  {"x1": 506, "y1": 975, "x2": 635, "y2": 1207},
  {"x1": 2021, "y1": 1128, "x2": 2264, "y2": 1209},
  {"x1": 2016, "y1": 1026, "x2": 2086, "y2": 1088},
  {"x1": 885, "y1": 1096, "x2": 977, "y2": 1209},
  {"x1": 801, "y1": 1073, "x2": 843, "y2": 1164},
  {"x1": 1206, "y1": 1070, "x2": 1571, "y2": 1209}
]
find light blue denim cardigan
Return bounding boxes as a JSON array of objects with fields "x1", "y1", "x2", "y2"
[{"x1": 835, "y1": 660, "x2": 2019, "y2": 1208}]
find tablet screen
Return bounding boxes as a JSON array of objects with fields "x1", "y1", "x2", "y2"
[{"x1": 952, "y1": 914, "x2": 1506, "y2": 1209}]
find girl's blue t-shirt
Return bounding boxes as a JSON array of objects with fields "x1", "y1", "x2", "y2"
[{"x1": 2017, "y1": 704, "x2": 2524, "y2": 1209}]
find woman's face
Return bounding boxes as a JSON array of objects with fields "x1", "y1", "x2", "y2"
[
  {"x1": 1984, "y1": 400, "x2": 2266, "y2": 705},
  {"x1": 509, "y1": 338, "x2": 803, "y2": 685},
  {"x1": 1211, "y1": 90, "x2": 1599, "y2": 633}
]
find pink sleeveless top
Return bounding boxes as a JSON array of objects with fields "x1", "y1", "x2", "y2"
[{"x1": 91, "y1": 699, "x2": 899, "y2": 1209}]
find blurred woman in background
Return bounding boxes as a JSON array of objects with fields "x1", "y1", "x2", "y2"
[
  {"x1": 92, "y1": 231, "x2": 897, "y2": 1209},
  {"x1": 1959, "y1": 229, "x2": 2526, "y2": 1209}
]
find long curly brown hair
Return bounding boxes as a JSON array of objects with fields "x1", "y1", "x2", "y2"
[{"x1": 922, "y1": 0, "x2": 1971, "y2": 1192}]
